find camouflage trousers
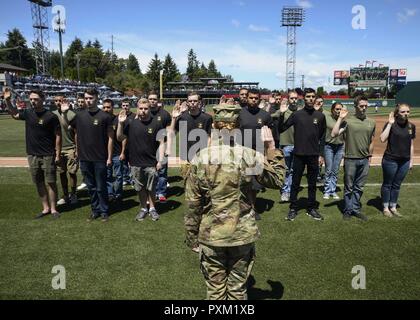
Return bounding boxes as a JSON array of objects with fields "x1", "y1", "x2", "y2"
[{"x1": 199, "y1": 243, "x2": 255, "y2": 300}]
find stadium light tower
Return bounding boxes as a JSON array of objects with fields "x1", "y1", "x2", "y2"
[
  {"x1": 281, "y1": 6, "x2": 305, "y2": 91},
  {"x1": 28, "y1": 0, "x2": 52, "y2": 75},
  {"x1": 52, "y1": 7, "x2": 66, "y2": 79}
]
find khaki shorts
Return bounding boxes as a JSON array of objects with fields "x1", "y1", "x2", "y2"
[
  {"x1": 57, "y1": 149, "x2": 79, "y2": 174},
  {"x1": 27, "y1": 155, "x2": 56, "y2": 184},
  {"x1": 131, "y1": 166, "x2": 157, "y2": 192}
]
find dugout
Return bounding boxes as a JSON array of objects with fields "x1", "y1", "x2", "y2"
[{"x1": 396, "y1": 81, "x2": 420, "y2": 107}]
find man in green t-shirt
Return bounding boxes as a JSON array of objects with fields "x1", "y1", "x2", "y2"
[
  {"x1": 52, "y1": 95, "x2": 79, "y2": 205},
  {"x1": 332, "y1": 96, "x2": 375, "y2": 221}
]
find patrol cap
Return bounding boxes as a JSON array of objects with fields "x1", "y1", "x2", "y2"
[{"x1": 212, "y1": 103, "x2": 242, "y2": 123}]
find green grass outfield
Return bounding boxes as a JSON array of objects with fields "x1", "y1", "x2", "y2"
[
  {"x1": 1, "y1": 107, "x2": 420, "y2": 157},
  {"x1": 0, "y1": 167, "x2": 419, "y2": 299}
]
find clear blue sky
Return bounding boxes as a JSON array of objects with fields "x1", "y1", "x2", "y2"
[{"x1": 1, "y1": 0, "x2": 419, "y2": 90}]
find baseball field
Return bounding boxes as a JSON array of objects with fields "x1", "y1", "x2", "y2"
[{"x1": 0, "y1": 109, "x2": 419, "y2": 300}]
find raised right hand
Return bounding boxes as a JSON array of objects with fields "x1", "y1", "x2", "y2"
[
  {"x1": 118, "y1": 109, "x2": 127, "y2": 123},
  {"x1": 172, "y1": 100, "x2": 182, "y2": 118},
  {"x1": 279, "y1": 99, "x2": 288, "y2": 113},
  {"x1": 388, "y1": 111, "x2": 395, "y2": 125},
  {"x1": 339, "y1": 108, "x2": 349, "y2": 119}
]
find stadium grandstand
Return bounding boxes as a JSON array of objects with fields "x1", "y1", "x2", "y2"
[{"x1": 0, "y1": 63, "x2": 137, "y2": 110}]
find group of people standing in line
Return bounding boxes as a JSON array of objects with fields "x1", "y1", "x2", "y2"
[
  {"x1": 1, "y1": 86, "x2": 415, "y2": 222},
  {"x1": 1, "y1": 85, "x2": 416, "y2": 300}
]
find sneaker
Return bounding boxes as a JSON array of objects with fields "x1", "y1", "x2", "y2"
[
  {"x1": 306, "y1": 209, "x2": 324, "y2": 221},
  {"x1": 383, "y1": 208, "x2": 393, "y2": 218},
  {"x1": 343, "y1": 213, "x2": 352, "y2": 220},
  {"x1": 390, "y1": 208, "x2": 402, "y2": 218},
  {"x1": 331, "y1": 193, "x2": 340, "y2": 200},
  {"x1": 69, "y1": 193, "x2": 78, "y2": 205},
  {"x1": 51, "y1": 211, "x2": 61, "y2": 219},
  {"x1": 323, "y1": 193, "x2": 330, "y2": 200},
  {"x1": 123, "y1": 181, "x2": 128, "y2": 186},
  {"x1": 77, "y1": 183, "x2": 87, "y2": 191},
  {"x1": 57, "y1": 197, "x2": 69, "y2": 205},
  {"x1": 281, "y1": 193, "x2": 290, "y2": 202},
  {"x1": 101, "y1": 214, "x2": 109, "y2": 222},
  {"x1": 353, "y1": 212, "x2": 368, "y2": 221},
  {"x1": 191, "y1": 245, "x2": 200, "y2": 253},
  {"x1": 108, "y1": 195, "x2": 115, "y2": 203},
  {"x1": 135, "y1": 208, "x2": 148, "y2": 221},
  {"x1": 149, "y1": 208, "x2": 160, "y2": 221},
  {"x1": 286, "y1": 209, "x2": 298, "y2": 221},
  {"x1": 35, "y1": 211, "x2": 50, "y2": 219},
  {"x1": 158, "y1": 195, "x2": 167, "y2": 203}
]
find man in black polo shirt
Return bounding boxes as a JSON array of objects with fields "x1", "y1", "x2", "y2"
[
  {"x1": 103, "y1": 99, "x2": 126, "y2": 202},
  {"x1": 117, "y1": 98, "x2": 165, "y2": 222},
  {"x1": 70, "y1": 88, "x2": 114, "y2": 222},
  {"x1": 238, "y1": 88, "x2": 273, "y2": 220},
  {"x1": 148, "y1": 92, "x2": 172, "y2": 203},
  {"x1": 3, "y1": 88, "x2": 61, "y2": 219},
  {"x1": 278, "y1": 88, "x2": 326, "y2": 221},
  {"x1": 169, "y1": 92, "x2": 213, "y2": 166}
]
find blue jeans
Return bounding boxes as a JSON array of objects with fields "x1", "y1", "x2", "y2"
[
  {"x1": 381, "y1": 157, "x2": 410, "y2": 208},
  {"x1": 324, "y1": 143, "x2": 344, "y2": 195},
  {"x1": 123, "y1": 159, "x2": 132, "y2": 183},
  {"x1": 80, "y1": 160, "x2": 109, "y2": 216},
  {"x1": 281, "y1": 145, "x2": 294, "y2": 194},
  {"x1": 106, "y1": 155, "x2": 124, "y2": 199},
  {"x1": 343, "y1": 158, "x2": 370, "y2": 215},
  {"x1": 156, "y1": 163, "x2": 168, "y2": 197}
]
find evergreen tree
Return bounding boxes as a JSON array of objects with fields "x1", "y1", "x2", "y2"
[
  {"x1": 92, "y1": 39, "x2": 102, "y2": 50},
  {"x1": 186, "y1": 49, "x2": 199, "y2": 81},
  {"x1": 207, "y1": 60, "x2": 221, "y2": 78},
  {"x1": 64, "y1": 37, "x2": 84, "y2": 69},
  {"x1": 1, "y1": 28, "x2": 34, "y2": 71},
  {"x1": 146, "y1": 53, "x2": 162, "y2": 90},
  {"x1": 127, "y1": 53, "x2": 141, "y2": 75},
  {"x1": 162, "y1": 54, "x2": 180, "y2": 84}
]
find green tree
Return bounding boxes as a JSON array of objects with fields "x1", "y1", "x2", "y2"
[
  {"x1": 207, "y1": 60, "x2": 221, "y2": 78},
  {"x1": 64, "y1": 37, "x2": 84, "y2": 70},
  {"x1": 162, "y1": 54, "x2": 180, "y2": 84},
  {"x1": 146, "y1": 53, "x2": 162, "y2": 90},
  {"x1": 92, "y1": 39, "x2": 102, "y2": 50},
  {"x1": 316, "y1": 86, "x2": 326, "y2": 96},
  {"x1": 1, "y1": 28, "x2": 34, "y2": 72},
  {"x1": 186, "y1": 49, "x2": 199, "y2": 81},
  {"x1": 127, "y1": 53, "x2": 141, "y2": 75}
]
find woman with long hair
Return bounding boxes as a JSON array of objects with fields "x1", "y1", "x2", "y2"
[
  {"x1": 380, "y1": 104, "x2": 415, "y2": 217},
  {"x1": 323, "y1": 102, "x2": 345, "y2": 199}
]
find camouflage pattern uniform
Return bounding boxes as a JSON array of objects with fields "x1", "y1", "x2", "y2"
[{"x1": 185, "y1": 104, "x2": 286, "y2": 300}]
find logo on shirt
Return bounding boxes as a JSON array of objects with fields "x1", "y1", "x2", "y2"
[
  {"x1": 409, "y1": 129, "x2": 413, "y2": 135},
  {"x1": 313, "y1": 119, "x2": 318, "y2": 125},
  {"x1": 257, "y1": 118, "x2": 263, "y2": 125},
  {"x1": 93, "y1": 119, "x2": 99, "y2": 126},
  {"x1": 148, "y1": 128, "x2": 153, "y2": 134},
  {"x1": 157, "y1": 116, "x2": 162, "y2": 122},
  {"x1": 197, "y1": 122, "x2": 203, "y2": 129},
  {"x1": 38, "y1": 119, "x2": 44, "y2": 125}
]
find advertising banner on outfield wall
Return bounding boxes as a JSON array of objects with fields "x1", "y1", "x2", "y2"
[{"x1": 350, "y1": 67, "x2": 389, "y2": 87}]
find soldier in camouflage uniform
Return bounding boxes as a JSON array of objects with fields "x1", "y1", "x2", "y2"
[{"x1": 184, "y1": 103, "x2": 286, "y2": 300}]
